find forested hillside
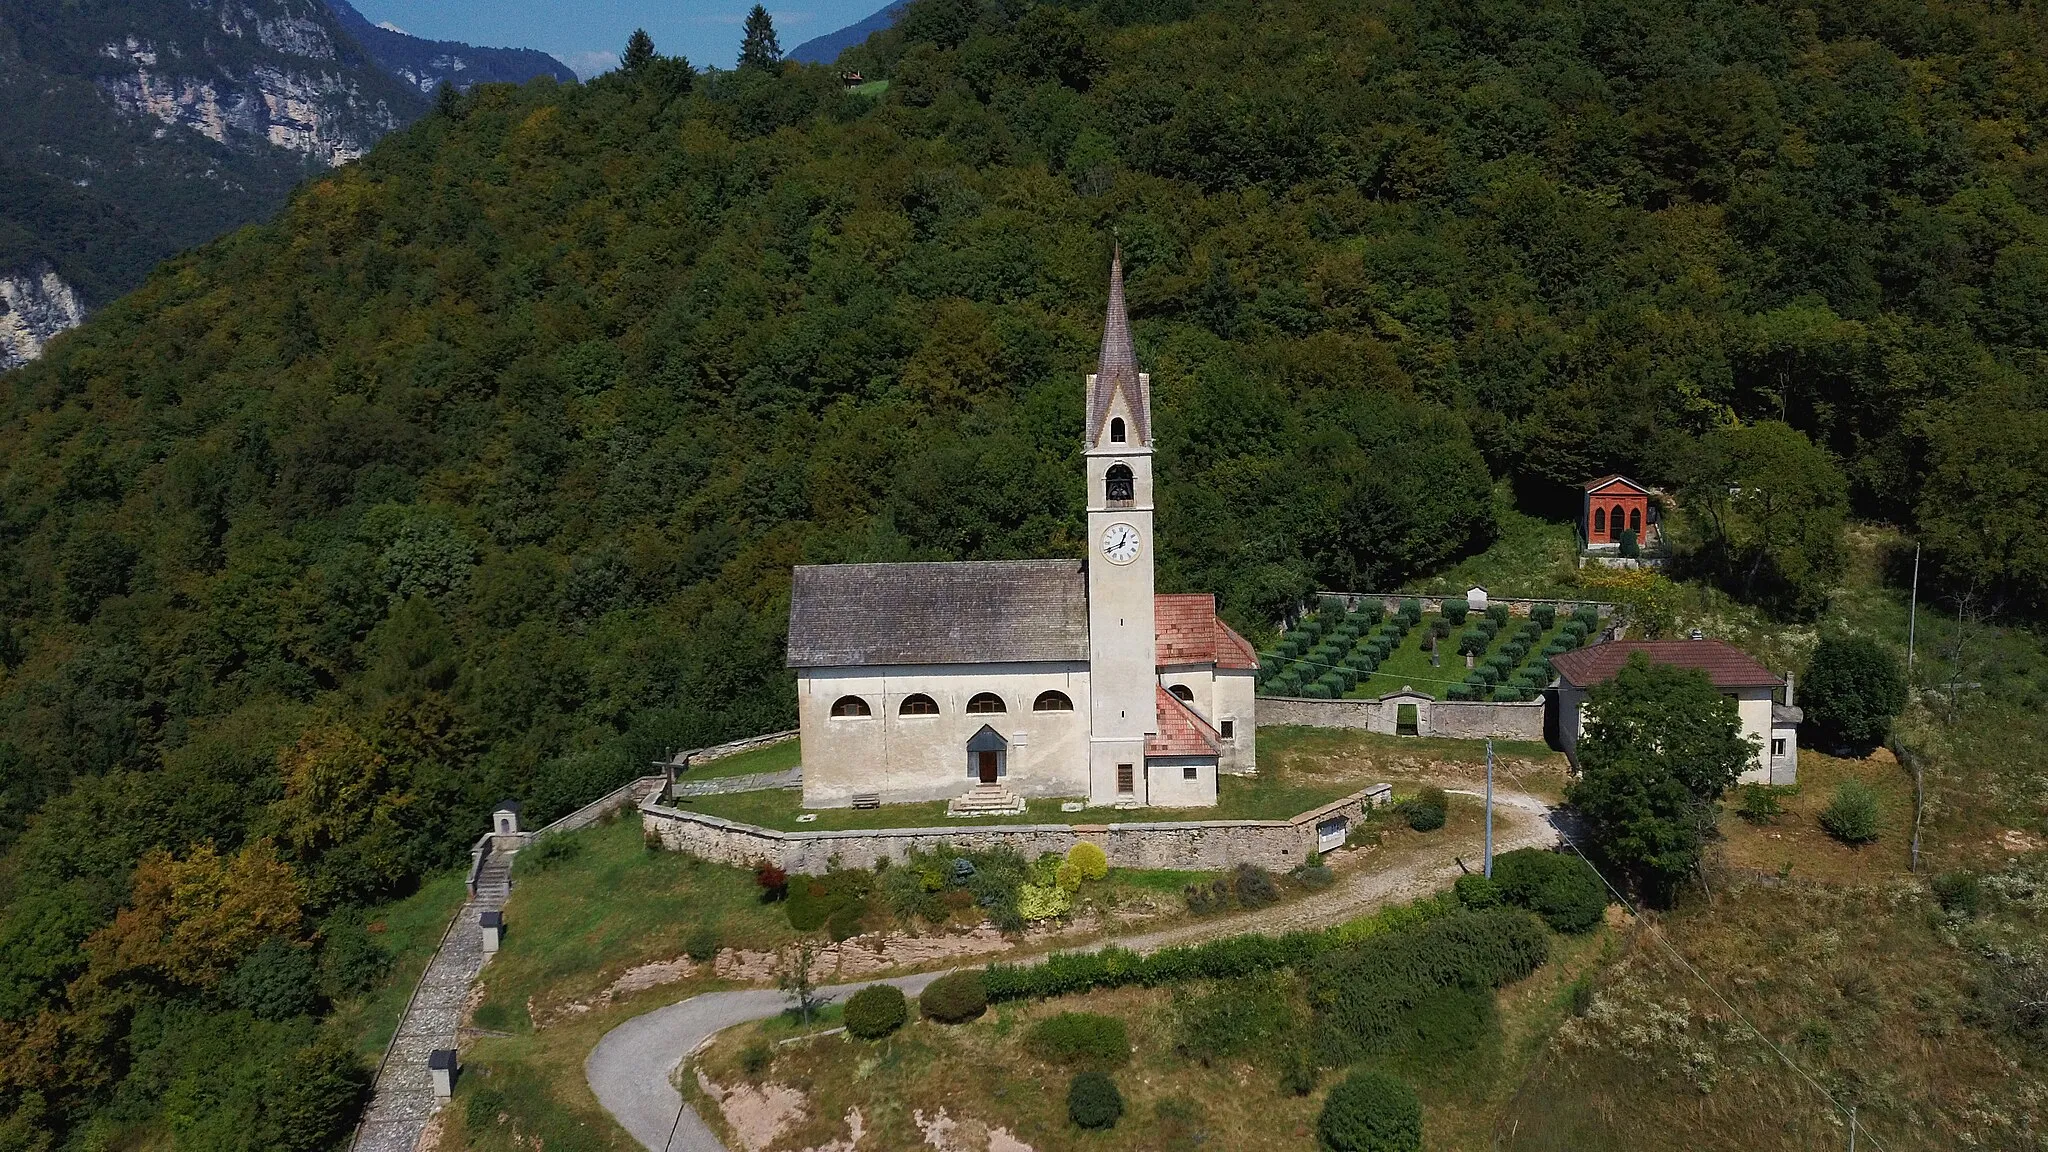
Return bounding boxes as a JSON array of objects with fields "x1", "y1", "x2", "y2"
[{"x1": 4, "y1": 0, "x2": 2048, "y2": 1143}]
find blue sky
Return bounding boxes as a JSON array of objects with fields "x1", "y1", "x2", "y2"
[{"x1": 351, "y1": 0, "x2": 884, "y2": 78}]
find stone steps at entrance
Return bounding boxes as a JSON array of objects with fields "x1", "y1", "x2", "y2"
[{"x1": 946, "y1": 783, "x2": 1025, "y2": 817}]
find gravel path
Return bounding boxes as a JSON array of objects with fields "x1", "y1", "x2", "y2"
[{"x1": 587, "y1": 790, "x2": 1558, "y2": 1152}]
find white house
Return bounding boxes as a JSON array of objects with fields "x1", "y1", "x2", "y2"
[
  {"x1": 786, "y1": 253, "x2": 1259, "y2": 813},
  {"x1": 1552, "y1": 639, "x2": 1799, "y2": 785}
]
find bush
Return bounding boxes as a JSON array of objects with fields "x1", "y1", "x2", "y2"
[
  {"x1": 1233, "y1": 864, "x2": 1281, "y2": 908},
  {"x1": 1307, "y1": 909, "x2": 1548, "y2": 1064},
  {"x1": 316, "y1": 911, "x2": 390, "y2": 999},
  {"x1": 1491, "y1": 848, "x2": 1606, "y2": 933},
  {"x1": 1026, "y1": 1011, "x2": 1129, "y2": 1067},
  {"x1": 844, "y1": 984, "x2": 908, "y2": 1038},
  {"x1": 1819, "y1": 780, "x2": 1881, "y2": 843},
  {"x1": 740, "y1": 1040, "x2": 772, "y2": 1077},
  {"x1": 1404, "y1": 803, "x2": 1446, "y2": 832},
  {"x1": 1281, "y1": 1042, "x2": 1318, "y2": 1095},
  {"x1": 686, "y1": 923, "x2": 721, "y2": 962},
  {"x1": 1453, "y1": 873, "x2": 1500, "y2": 909},
  {"x1": 787, "y1": 871, "x2": 872, "y2": 933},
  {"x1": 1067, "y1": 1071, "x2": 1124, "y2": 1129},
  {"x1": 1317, "y1": 1069, "x2": 1423, "y2": 1152},
  {"x1": 225, "y1": 937, "x2": 320, "y2": 1021},
  {"x1": 1442, "y1": 601, "x2": 1468, "y2": 625},
  {"x1": 1737, "y1": 784, "x2": 1781, "y2": 824},
  {"x1": 1067, "y1": 842, "x2": 1108, "y2": 882},
  {"x1": 1932, "y1": 871, "x2": 1981, "y2": 917},
  {"x1": 1474, "y1": 665, "x2": 1500, "y2": 685},
  {"x1": 1531, "y1": 603, "x2": 1556, "y2": 629},
  {"x1": 1176, "y1": 973, "x2": 1295, "y2": 1063},
  {"x1": 1487, "y1": 604, "x2": 1510, "y2": 628},
  {"x1": 1444, "y1": 683, "x2": 1471, "y2": 701},
  {"x1": 520, "y1": 834, "x2": 582, "y2": 873},
  {"x1": 754, "y1": 860, "x2": 788, "y2": 901},
  {"x1": 920, "y1": 971, "x2": 988, "y2": 1022},
  {"x1": 1457, "y1": 630, "x2": 1488, "y2": 657},
  {"x1": 1804, "y1": 635, "x2": 1908, "y2": 751}
]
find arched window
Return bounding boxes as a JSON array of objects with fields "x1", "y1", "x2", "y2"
[
  {"x1": 966, "y1": 692, "x2": 1006, "y2": 714},
  {"x1": 1033, "y1": 690, "x2": 1073, "y2": 712},
  {"x1": 1105, "y1": 463, "x2": 1134, "y2": 503},
  {"x1": 830, "y1": 695, "x2": 871, "y2": 718},
  {"x1": 1109, "y1": 417, "x2": 1126, "y2": 443},
  {"x1": 1168, "y1": 684, "x2": 1195, "y2": 702},
  {"x1": 1628, "y1": 507, "x2": 1641, "y2": 532},
  {"x1": 1610, "y1": 505, "x2": 1625, "y2": 540},
  {"x1": 899, "y1": 693, "x2": 939, "y2": 716},
  {"x1": 1592, "y1": 507, "x2": 1605, "y2": 535}
]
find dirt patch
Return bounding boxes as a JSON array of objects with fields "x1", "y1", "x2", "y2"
[
  {"x1": 793, "y1": 1107, "x2": 865, "y2": 1152},
  {"x1": 2000, "y1": 828, "x2": 2044, "y2": 854},
  {"x1": 699, "y1": 1070, "x2": 809, "y2": 1152},
  {"x1": 713, "y1": 918, "x2": 1107, "y2": 984},
  {"x1": 911, "y1": 1107, "x2": 1032, "y2": 1152}
]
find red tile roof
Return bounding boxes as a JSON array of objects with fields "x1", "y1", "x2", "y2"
[
  {"x1": 1582, "y1": 474, "x2": 1653, "y2": 493},
  {"x1": 1552, "y1": 640, "x2": 1783, "y2": 690},
  {"x1": 1148, "y1": 685, "x2": 1223, "y2": 758},
  {"x1": 1154, "y1": 594, "x2": 1260, "y2": 669}
]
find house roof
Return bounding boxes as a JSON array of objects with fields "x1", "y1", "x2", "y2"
[
  {"x1": 1155, "y1": 593, "x2": 1260, "y2": 669},
  {"x1": 1148, "y1": 685, "x2": 1223, "y2": 758},
  {"x1": 1583, "y1": 474, "x2": 1653, "y2": 494},
  {"x1": 787, "y1": 560, "x2": 1090, "y2": 668},
  {"x1": 1088, "y1": 248, "x2": 1151, "y2": 447},
  {"x1": 1552, "y1": 640, "x2": 1783, "y2": 690}
]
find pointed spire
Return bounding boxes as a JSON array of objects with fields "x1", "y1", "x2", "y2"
[{"x1": 1088, "y1": 245, "x2": 1150, "y2": 447}]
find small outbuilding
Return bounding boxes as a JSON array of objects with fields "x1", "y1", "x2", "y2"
[
  {"x1": 1580, "y1": 475, "x2": 1659, "y2": 551},
  {"x1": 492, "y1": 800, "x2": 523, "y2": 836},
  {"x1": 1465, "y1": 586, "x2": 1488, "y2": 612}
]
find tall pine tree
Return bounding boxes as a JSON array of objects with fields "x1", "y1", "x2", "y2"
[
  {"x1": 739, "y1": 5, "x2": 781, "y2": 71},
  {"x1": 622, "y1": 28, "x2": 656, "y2": 73}
]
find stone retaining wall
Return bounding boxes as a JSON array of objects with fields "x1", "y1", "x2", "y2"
[
  {"x1": 641, "y1": 788, "x2": 1384, "y2": 875},
  {"x1": 1258, "y1": 696, "x2": 1547, "y2": 741}
]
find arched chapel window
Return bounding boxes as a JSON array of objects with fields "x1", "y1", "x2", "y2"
[
  {"x1": 1110, "y1": 417, "x2": 1127, "y2": 443},
  {"x1": 900, "y1": 694, "x2": 939, "y2": 716},
  {"x1": 1610, "y1": 505, "x2": 1625, "y2": 539},
  {"x1": 966, "y1": 692, "x2": 1007, "y2": 714},
  {"x1": 1168, "y1": 684, "x2": 1195, "y2": 702},
  {"x1": 1628, "y1": 507, "x2": 1641, "y2": 533},
  {"x1": 830, "y1": 696, "x2": 871, "y2": 718},
  {"x1": 1105, "y1": 463, "x2": 1134, "y2": 503},
  {"x1": 1033, "y1": 690, "x2": 1073, "y2": 711},
  {"x1": 1592, "y1": 507, "x2": 1606, "y2": 534}
]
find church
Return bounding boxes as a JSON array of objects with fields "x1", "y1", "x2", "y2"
[{"x1": 785, "y1": 254, "x2": 1259, "y2": 813}]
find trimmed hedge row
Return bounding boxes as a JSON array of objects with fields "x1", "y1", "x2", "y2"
[{"x1": 985, "y1": 930, "x2": 1333, "y2": 1002}]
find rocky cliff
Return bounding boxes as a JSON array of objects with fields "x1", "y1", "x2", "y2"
[{"x1": 0, "y1": 263, "x2": 86, "y2": 373}]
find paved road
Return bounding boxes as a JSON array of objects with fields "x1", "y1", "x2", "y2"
[{"x1": 586, "y1": 790, "x2": 1558, "y2": 1152}]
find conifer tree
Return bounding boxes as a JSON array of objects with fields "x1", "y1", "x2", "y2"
[
  {"x1": 739, "y1": 5, "x2": 781, "y2": 71},
  {"x1": 622, "y1": 28, "x2": 656, "y2": 73}
]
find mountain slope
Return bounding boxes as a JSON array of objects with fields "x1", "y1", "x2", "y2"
[
  {"x1": 789, "y1": 1, "x2": 908, "y2": 64},
  {"x1": 324, "y1": 0, "x2": 577, "y2": 93},
  {"x1": 1, "y1": 0, "x2": 2047, "y2": 1145}
]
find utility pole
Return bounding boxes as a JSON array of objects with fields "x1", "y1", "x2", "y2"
[
  {"x1": 1847, "y1": 1105, "x2": 1858, "y2": 1152},
  {"x1": 1484, "y1": 738, "x2": 1495, "y2": 879},
  {"x1": 1906, "y1": 542, "x2": 1920, "y2": 686}
]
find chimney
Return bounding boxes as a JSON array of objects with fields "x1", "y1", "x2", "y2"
[
  {"x1": 1688, "y1": 627, "x2": 1704, "y2": 641},
  {"x1": 1784, "y1": 671, "x2": 1794, "y2": 708}
]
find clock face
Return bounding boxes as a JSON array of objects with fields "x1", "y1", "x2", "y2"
[{"x1": 1101, "y1": 522, "x2": 1141, "y2": 565}]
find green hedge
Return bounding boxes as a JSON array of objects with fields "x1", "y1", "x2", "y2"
[
  {"x1": 985, "y1": 931, "x2": 1333, "y2": 1003},
  {"x1": 1441, "y1": 602, "x2": 1469, "y2": 625},
  {"x1": 1531, "y1": 603, "x2": 1557, "y2": 629},
  {"x1": 1306, "y1": 909, "x2": 1549, "y2": 1063},
  {"x1": 921, "y1": 971, "x2": 989, "y2": 1022}
]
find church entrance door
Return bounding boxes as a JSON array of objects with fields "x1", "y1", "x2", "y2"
[{"x1": 977, "y1": 750, "x2": 999, "y2": 783}]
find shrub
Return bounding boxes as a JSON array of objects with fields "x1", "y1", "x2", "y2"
[
  {"x1": 686, "y1": 924, "x2": 721, "y2": 962},
  {"x1": 1067, "y1": 842, "x2": 1108, "y2": 881},
  {"x1": 316, "y1": 911, "x2": 390, "y2": 999},
  {"x1": 1399, "y1": 598, "x2": 1422, "y2": 620},
  {"x1": 1737, "y1": 784, "x2": 1781, "y2": 824},
  {"x1": 921, "y1": 971, "x2": 988, "y2": 1022},
  {"x1": 1572, "y1": 604, "x2": 1599, "y2": 629},
  {"x1": 1454, "y1": 873, "x2": 1500, "y2": 909},
  {"x1": 1233, "y1": 864, "x2": 1281, "y2": 908},
  {"x1": 787, "y1": 871, "x2": 872, "y2": 933},
  {"x1": 844, "y1": 984, "x2": 908, "y2": 1038},
  {"x1": 1294, "y1": 862, "x2": 1336, "y2": 890},
  {"x1": 1442, "y1": 601, "x2": 1469, "y2": 625},
  {"x1": 224, "y1": 937, "x2": 320, "y2": 1021},
  {"x1": 1531, "y1": 603, "x2": 1556, "y2": 629},
  {"x1": 740, "y1": 1040, "x2": 773, "y2": 1077},
  {"x1": 1486, "y1": 604, "x2": 1510, "y2": 628},
  {"x1": 1819, "y1": 780, "x2": 1881, "y2": 843},
  {"x1": 1618, "y1": 527, "x2": 1639, "y2": 557},
  {"x1": 1317, "y1": 1069, "x2": 1423, "y2": 1152},
  {"x1": 520, "y1": 834, "x2": 582, "y2": 873},
  {"x1": 1804, "y1": 635, "x2": 1908, "y2": 751},
  {"x1": 754, "y1": 860, "x2": 788, "y2": 901},
  {"x1": 1491, "y1": 848, "x2": 1606, "y2": 933},
  {"x1": 1026, "y1": 1011, "x2": 1129, "y2": 1067},
  {"x1": 1474, "y1": 665, "x2": 1500, "y2": 685},
  {"x1": 1444, "y1": 683, "x2": 1470, "y2": 700},
  {"x1": 1560, "y1": 619, "x2": 1587, "y2": 641},
  {"x1": 1281, "y1": 1042, "x2": 1318, "y2": 1095},
  {"x1": 1933, "y1": 871, "x2": 1981, "y2": 917},
  {"x1": 1457, "y1": 630, "x2": 1488, "y2": 657},
  {"x1": 1430, "y1": 618, "x2": 1453, "y2": 640},
  {"x1": 1018, "y1": 882, "x2": 1073, "y2": 921},
  {"x1": 1403, "y1": 796, "x2": 1446, "y2": 833},
  {"x1": 1067, "y1": 1071, "x2": 1124, "y2": 1129},
  {"x1": 1307, "y1": 910, "x2": 1548, "y2": 1063},
  {"x1": 1305, "y1": 681, "x2": 1333, "y2": 700}
]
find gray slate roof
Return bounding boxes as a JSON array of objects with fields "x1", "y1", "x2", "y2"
[{"x1": 788, "y1": 560, "x2": 1089, "y2": 668}]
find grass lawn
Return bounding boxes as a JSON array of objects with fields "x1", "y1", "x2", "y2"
[
  {"x1": 1401, "y1": 495, "x2": 1584, "y2": 600},
  {"x1": 478, "y1": 815, "x2": 798, "y2": 1030},
  {"x1": 1336, "y1": 609, "x2": 1563, "y2": 701},
  {"x1": 329, "y1": 867, "x2": 470, "y2": 1061},
  {"x1": 1717, "y1": 749, "x2": 1919, "y2": 885},
  {"x1": 681, "y1": 736, "x2": 800, "y2": 780}
]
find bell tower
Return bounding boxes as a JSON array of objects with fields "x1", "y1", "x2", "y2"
[{"x1": 1085, "y1": 249, "x2": 1157, "y2": 806}]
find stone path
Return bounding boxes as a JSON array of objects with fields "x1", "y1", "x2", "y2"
[
  {"x1": 352, "y1": 851, "x2": 513, "y2": 1152},
  {"x1": 675, "y1": 767, "x2": 802, "y2": 798},
  {"x1": 587, "y1": 791, "x2": 1560, "y2": 1152}
]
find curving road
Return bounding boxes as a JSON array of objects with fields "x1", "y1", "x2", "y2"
[{"x1": 587, "y1": 790, "x2": 1558, "y2": 1152}]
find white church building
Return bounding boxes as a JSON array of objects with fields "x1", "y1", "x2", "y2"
[{"x1": 786, "y1": 254, "x2": 1259, "y2": 812}]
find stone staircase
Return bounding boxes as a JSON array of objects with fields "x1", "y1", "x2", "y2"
[
  {"x1": 472, "y1": 851, "x2": 512, "y2": 904},
  {"x1": 947, "y1": 783, "x2": 1025, "y2": 817}
]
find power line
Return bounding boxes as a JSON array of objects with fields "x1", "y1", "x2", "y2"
[{"x1": 1550, "y1": 829, "x2": 1893, "y2": 1152}]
